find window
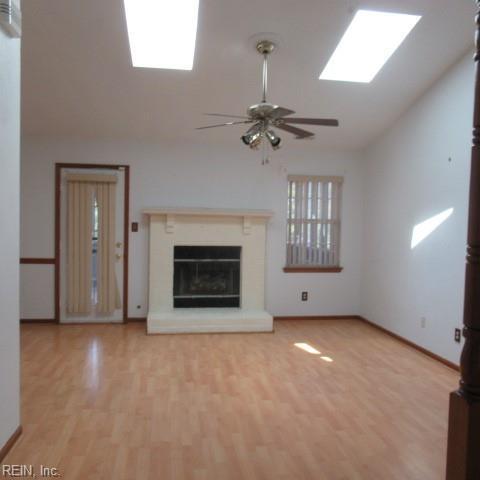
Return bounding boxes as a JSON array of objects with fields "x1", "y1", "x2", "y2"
[{"x1": 286, "y1": 175, "x2": 343, "y2": 271}]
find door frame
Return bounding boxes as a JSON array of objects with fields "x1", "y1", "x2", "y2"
[{"x1": 54, "y1": 163, "x2": 130, "y2": 323}]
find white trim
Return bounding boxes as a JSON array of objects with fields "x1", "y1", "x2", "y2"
[
  {"x1": 143, "y1": 207, "x2": 273, "y2": 218},
  {"x1": 165, "y1": 214, "x2": 175, "y2": 234}
]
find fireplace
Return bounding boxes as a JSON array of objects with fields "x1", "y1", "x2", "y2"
[
  {"x1": 144, "y1": 207, "x2": 273, "y2": 334},
  {"x1": 173, "y1": 246, "x2": 241, "y2": 308}
]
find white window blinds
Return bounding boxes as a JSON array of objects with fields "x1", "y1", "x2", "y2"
[{"x1": 286, "y1": 175, "x2": 343, "y2": 267}]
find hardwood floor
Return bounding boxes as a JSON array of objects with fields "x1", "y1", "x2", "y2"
[{"x1": 4, "y1": 319, "x2": 457, "y2": 479}]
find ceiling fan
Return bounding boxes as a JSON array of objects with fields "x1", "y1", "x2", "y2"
[{"x1": 196, "y1": 40, "x2": 339, "y2": 157}]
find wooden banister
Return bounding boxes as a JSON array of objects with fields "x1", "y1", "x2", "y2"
[{"x1": 445, "y1": 3, "x2": 480, "y2": 478}]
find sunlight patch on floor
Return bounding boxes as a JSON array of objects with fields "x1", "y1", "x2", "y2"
[
  {"x1": 294, "y1": 343, "x2": 334, "y2": 362},
  {"x1": 294, "y1": 342, "x2": 321, "y2": 354}
]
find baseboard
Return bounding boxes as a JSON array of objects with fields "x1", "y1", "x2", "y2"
[
  {"x1": 21, "y1": 318, "x2": 148, "y2": 324},
  {"x1": 127, "y1": 317, "x2": 147, "y2": 323},
  {"x1": 356, "y1": 315, "x2": 460, "y2": 371},
  {"x1": 60, "y1": 321, "x2": 123, "y2": 325},
  {"x1": 0, "y1": 426, "x2": 22, "y2": 462},
  {"x1": 20, "y1": 318, "x2": 56, "y2": 324},
  {"x1": 274, "y1": 315, "x2": 358, "y2": 320}
]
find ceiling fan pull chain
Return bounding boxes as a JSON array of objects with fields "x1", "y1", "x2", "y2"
[{"x1": 261, "y1": 137, "x2": 270, "y2": 165}]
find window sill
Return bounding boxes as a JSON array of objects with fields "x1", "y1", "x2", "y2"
[{"x1": 283, "y1": 266, "x2": 344, "y2": 273}]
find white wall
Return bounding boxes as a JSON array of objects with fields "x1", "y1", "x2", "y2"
[
  {"x1": 0, "y1": 27, "x2": 21, "y2": 448},
  {"x1": 19, "y1": 51, "x2": 474, "y2": 366},
  {"x1": 20, "y1": 139, "x2": 364, "y2": 319},
  {"x1": 361, "y1": 52, "x2": 474, "y2": 364}
]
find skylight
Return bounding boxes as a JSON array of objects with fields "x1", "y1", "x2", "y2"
[
  {"x1": 123, "y1": 0, "x2": 199, "y2": 70},
  {"x1": 320, "y1": 10, "x2": 421, "y2": 83}
]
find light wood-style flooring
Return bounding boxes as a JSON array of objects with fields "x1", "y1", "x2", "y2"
[{"x1": 5, "y1": 319, "x2": 458, "y2": 479}]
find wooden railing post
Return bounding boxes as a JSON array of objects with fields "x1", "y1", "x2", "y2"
[{"x1": 446, "y1": 3, "x2": 480, "y2": 479}]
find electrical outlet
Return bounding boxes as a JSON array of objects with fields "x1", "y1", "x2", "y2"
[
  {"x1": 420, "y1": 317, "x2": 427, "y2": 328},
  {"x1": 455, "y1": 328, "x2": 462, "y2": 343},
  {"x1": 301, "y1": 291, "x2": 308, "y2": 301}
]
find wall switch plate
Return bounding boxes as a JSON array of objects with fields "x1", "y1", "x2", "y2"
[
  {"x1": 420, "y1": 317, "x2": 426, "y2": 328},
  {"x1": 455, "y1": 328, "x2": 462, "y2": 343},
  {"x1": 131, "y1": 222, "x2": 139, "y2": 232},
  {"x1": 301, "y1": 291, "x2": 308, "y2": 301}
]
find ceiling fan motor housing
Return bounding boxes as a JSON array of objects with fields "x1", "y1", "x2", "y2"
[{"x1": 247, "y1": 102, "x2": 278, "y2": 120}]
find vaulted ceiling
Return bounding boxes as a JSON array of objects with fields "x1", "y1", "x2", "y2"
[{"x1": 21, "y1": 0, "x2": 475, "y2": 149}]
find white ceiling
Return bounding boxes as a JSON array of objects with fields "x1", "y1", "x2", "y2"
[{"x1": 21, "y1": 0, "x2": 475, "y2": 149}]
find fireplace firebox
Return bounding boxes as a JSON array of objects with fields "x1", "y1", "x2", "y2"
[{"x1": 173, "y1": 246, "x2": 241, "y2": 308}]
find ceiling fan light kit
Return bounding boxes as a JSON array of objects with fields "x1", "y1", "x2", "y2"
[
  {"x1": 265, "y1": 130, "x2": 281, "y2": 150},
  {"x1": 196, "y1": 39, "x2": 340, "y2": 163}
]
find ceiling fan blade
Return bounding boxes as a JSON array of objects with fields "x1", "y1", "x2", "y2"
[
  {"x1": 204, "y1": 113, "x2": 250, "y2": 119},
  {"x1": 282, "y1": 118, "x2": 339, "y2": 127},
  {"x1": 196, "y1": 120, "x2": 253, "y2": 130},
  {"x1": 276, "y1": 123, "x2": 315, "y2": 139},
  {"x1": 270, "y1": 106, "x2": 296, "y2": 119}
]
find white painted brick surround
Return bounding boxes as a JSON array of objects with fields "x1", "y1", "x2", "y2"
[{"x1": 144, "y1": 208, "x2": 274, "y2": 334}]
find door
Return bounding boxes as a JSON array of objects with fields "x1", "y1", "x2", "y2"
[{"x1": 59, "y1": 168, "x2": 125, "y2": 323}]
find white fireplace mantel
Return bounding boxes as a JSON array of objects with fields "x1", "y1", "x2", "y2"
[
  {"x1": 143, "y1": 207, "x2": 273, "y2": 235},
  {"x1": 143, "y1": 207, "x2": 274, "y2": 217},
  {"x1": 143, "y1": 207, "x2": 274, "y2": 334}
]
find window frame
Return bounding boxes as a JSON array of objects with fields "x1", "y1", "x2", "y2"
[{"x1": 284, "y1": 175, "x2": 344, "y2": 273}]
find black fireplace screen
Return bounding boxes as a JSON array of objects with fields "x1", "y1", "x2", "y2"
[{"x1": 173, "y1": 246, "x2": 241, "y2": 308}]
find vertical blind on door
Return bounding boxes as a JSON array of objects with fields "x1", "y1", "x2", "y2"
[
  {"x1": 286, "y1": 175, "x2": 343, "y2": 267},
  {"x1": 67, "y1": 179, "x2": 94, "y2": 314},
  {"x1": 66, "y1": 173, "x2": 121, "y2": 315},
  {"x1": 96, "y1": 180, "x2": 121, "y2": 314}
]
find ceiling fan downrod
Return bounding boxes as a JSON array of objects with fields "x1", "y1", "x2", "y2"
[{"x1": 256, "y1": 40, "x2": 275, "y2": 103}]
